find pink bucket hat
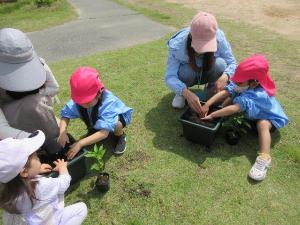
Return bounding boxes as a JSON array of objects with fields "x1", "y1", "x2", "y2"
[
  {"x1": 70, "y1": 67, "x2": 105, "y2": 104},
  {"x1": 231, "y1": 54, "x2": 276, "y2": 96},
  {"x1": 190, "y1": 11, "x2": 218, "y2": 53}
]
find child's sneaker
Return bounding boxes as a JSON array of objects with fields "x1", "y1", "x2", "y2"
[
  {"x1": 248, "y1": 156, "x2": 271, "y2": 181},
  {"x1": 114, "y1": 133, "x2": 127, "y2": 155}
]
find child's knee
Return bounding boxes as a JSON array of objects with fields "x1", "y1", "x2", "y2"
[
  {"x1": 114, "y1": 121, "x2": 124, "y2": 136},
  {"x1": 116, "y1": 120, "x2": 124, "y2": 129},
  {"x1": 178, "y1": 64, "x2": 198, "y2": 86},
  {"x1": 256, "y1": 120, "x2": 272, "y2": 131}
]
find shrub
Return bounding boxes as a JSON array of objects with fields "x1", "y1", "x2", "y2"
[{"x1": 34, "y1": 0, "x2": 55, "y2": 7}]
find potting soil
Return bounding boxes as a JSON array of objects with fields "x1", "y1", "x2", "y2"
[{"x1": 182, "y1": 108, "x2": 220, "y2": 128}]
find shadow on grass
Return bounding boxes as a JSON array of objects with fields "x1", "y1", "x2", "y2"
[{"x1": 144, "y1": 93, "x2": 281, "y2": 166}]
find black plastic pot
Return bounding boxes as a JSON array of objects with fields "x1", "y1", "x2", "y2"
[
  {"x1": 225, "y1": 129, "x2": 240, "y2": 145},
  {"x1": 179, "y1": 105, "x2": 223, "y2": 147},
  {"x1": 96, "y1": 172, "x2": 110, "y2": 193}
]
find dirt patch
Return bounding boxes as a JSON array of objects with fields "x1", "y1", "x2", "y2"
[
  {"x1": 115, "y1": 150, "x2": 150, "y2": 171},
  {"x1": 166, "y1": 0, "x2": 300, "y2": 40},
  {"x1": 125, "y1": 181, "x2": 152, "y2": 198},
  {"x1": 197, "y1": 165, "x2": 207, "y2": 177}
]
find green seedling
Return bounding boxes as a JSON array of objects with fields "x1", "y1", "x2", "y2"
[
  {"x1": 85, "y1": 144, "x2": 106, "y2": 173},
  {"x1": 222, "y1": 113, "x2": 252, "y2": 135}
]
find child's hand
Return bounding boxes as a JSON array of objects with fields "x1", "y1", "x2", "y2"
[
  {"x1": 66, "y1": 141, "x2": 81, "y2": 160},
  {"x1": 39, "y1": 164, "x2": 52, "y2": 174},
  {"x1": 53, "y1": 159, "x2": 68, "y2": 174},
  {"x1": 201, "y1": 114, "x2": 214, "y2": 121},
  {"x1": 57, "y1": 131, "x2": 69, "y2": 148}
]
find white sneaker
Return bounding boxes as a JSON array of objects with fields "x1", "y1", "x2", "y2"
[
  {"x1": 172, "y1": 94, "x2": 185, "y2": 109},
  {"x1": 248, "y1": 156, "x2": 271, "y2": 181}
]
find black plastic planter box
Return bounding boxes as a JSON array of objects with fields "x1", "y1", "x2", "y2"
[
  {"x1": 47, "y1": 149, "x2": 87, "y2": 185},
  {"x1": 179, "y1": 106, "x2": 223, "y2": 146}
]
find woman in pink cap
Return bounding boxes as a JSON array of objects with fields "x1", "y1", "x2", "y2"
[
  {"x1": 165, "y1": 11, "x2": 237, "y2": 114},
  {"x1": 57, "y1": 67, "x2": 133, "y2": 159},
  {"x1": 201, "y1": 54, "x2": 289, "y2": 181}
]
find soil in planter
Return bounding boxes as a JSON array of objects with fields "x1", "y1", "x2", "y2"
[
  {"x1": 38, "y1": 135, "x2": 83, "y2": 167},
  {"x1": 38, "y1": 150, "x2": 85, "y2": 167},
  {"x1": 181, "y1": 107, "x2": 221, "y2": 128},
  {"x1": 38, "y1": 147, "x2": 84, "y2": 167}
]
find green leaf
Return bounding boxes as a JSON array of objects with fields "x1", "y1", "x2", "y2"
[
  {"x1": 98, "y1": 150, "x2": 105, "y2": 158},
  {"x1": 93, "y1": 144, "x2": 98, "y2": 152},
  {"x1": 85, "y1": 152, "x2": 96, "y2": 158},
  {"x1": 91, "y1": 163, "x2": 101, "y2": 172}
]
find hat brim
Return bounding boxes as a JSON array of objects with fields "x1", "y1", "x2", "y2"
[
  {"x1": 231, "y1": 73, "x2": 244, "y2": 83},
  {"x1": 71, "y1": 82, "x2": 104, "y2": 105},
  {"x1": 191, "y1": 37, "x2": 217, "y2": 54},
  {"x1": 71, "y1": 91, "x2": 99, "y2": 105},
  {"x1": 231, "y1": 71, "x2": 276, "y2": 96},
  {"x1": 23, "y1": 130, "x2": 46, "y2": 156},
  {"x1": 0, "y1": 52, "x2": 46, "y2": 92}
]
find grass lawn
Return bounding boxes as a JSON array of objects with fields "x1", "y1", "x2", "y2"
[
  {"x1": 49, "y1": 0, "x2": 299, "y2": 222},
  {"x1": 1, "y1": 0, "x2": 300, "y2": 224},
  {"x1": 0, "y1": 0, "x2": 76, "y2": 32}
]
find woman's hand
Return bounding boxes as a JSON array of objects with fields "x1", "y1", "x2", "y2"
[
  {"x1": 215, "y1": 73, "x2": 229, "y2": 92},
  {"x1": 57, "y1": 131, "x2": 69, "y2": 148},
  {"x1": 183, "y1": 89, "x2": 205, "y2": 116},
  {"x1": 39, "y1": 164, "x2": 52, "y2": 174},
  {"x1": 53, "y1": 159, "x2": 68, "y2": 174},
  {"x1": 201, "y1": 104, "x2": 210, "y2": 117},
  {"x1": 66, "y1": 141, "x2": 82, "y2": 160}
]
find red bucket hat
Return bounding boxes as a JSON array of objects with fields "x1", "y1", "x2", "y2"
[
  {"x1": 231, "y1": 54, "x2": 276, "y2": 96},
  {"x1": 70, "y1": 67, "x2": 104, "y2": 104}
]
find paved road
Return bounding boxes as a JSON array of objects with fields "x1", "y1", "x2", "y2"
[{"x1": 27, "y1": 0, "x2": 174, "y2": 63}]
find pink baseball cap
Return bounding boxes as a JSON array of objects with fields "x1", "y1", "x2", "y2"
[
  {"x1": 231, "y1": 54, "x2": 276, "y2": 96},
  {"x1": 190, "y1": 11, "x2": 217, "y2": 53},
  {"x1": 70, "y1": 67, "x2": 105, "y2": 104},
  {"x1": 0, "y1": 130, "x2": 45, "y2": 183}
]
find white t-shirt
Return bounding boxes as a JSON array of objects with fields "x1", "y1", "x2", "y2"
[{"x1": 3, "y1": 173, "x2": 71, "y2": 225}]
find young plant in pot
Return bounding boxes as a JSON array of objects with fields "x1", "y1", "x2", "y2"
[
  {"x1": 85, "y1": 144, "x2": 110, "y2": 192},
  {"x1": 222, "y1": 113, "x2": 252, "y2": 145}
]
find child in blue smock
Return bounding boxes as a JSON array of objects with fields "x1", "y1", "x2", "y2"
[
  {"x1": 201, "y1": 54, "x2": 288, "y2": 181},
  {"x1": 57, "y1": 67, "x2": 133, "y2": 158}
]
